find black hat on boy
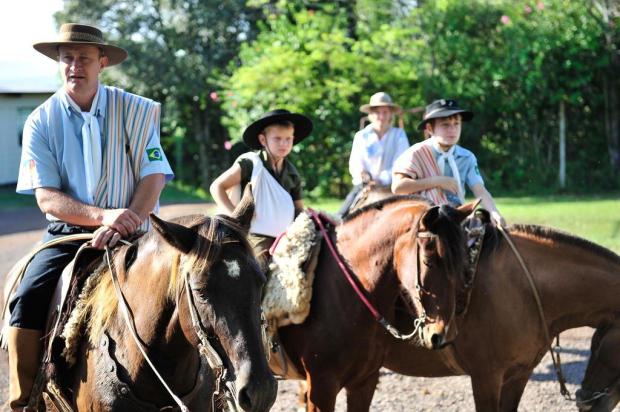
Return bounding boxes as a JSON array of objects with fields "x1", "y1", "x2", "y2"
[
  {"x1": 242, "y1": 109, "x2": 313, "y2": 150},
  {"x1": 417, "y1": 99, "x2": 473, "y2": 131}
]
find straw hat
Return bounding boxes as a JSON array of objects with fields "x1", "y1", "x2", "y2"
[
  {"x1": 33, "y1": 23, "x2": 128, "y2": 66},
  {"x1": 242, "y1": 109, "x2": 314, "y2": 150},
  {"x1": 417, "y1": 99, "x2": 474, "y2": 130},
  {"x1": 359, "y1": 92, "x2": 402, "y2": 114}
]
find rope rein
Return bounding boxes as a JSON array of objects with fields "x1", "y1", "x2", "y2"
[
  {"x1": 497, "y1": 225, "x2": 573, "y2": 400},
  {"x1": 307, "y1": 208, "x2": 427, "y2": 341}
]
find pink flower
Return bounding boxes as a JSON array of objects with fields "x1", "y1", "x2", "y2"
[
  {"x1": 524, "y1": 5, "x2": 532, "y2": 13},
  {"x1": 500, "y1": 15, "x2": 511, "y2": 25},
  {"x1": 209, "y1": 91, "x2": 219, "y2": 102},
  {"x1": 224, "y1": 141, "x2": 233, "y2": 150},
  {"x1": 537, "y1": 2, "x2": 544, "y2": 10}
]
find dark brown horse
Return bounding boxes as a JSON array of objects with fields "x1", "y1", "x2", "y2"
[
  {"x1": 278, "y1": 195, "x2": 475, "y2": 411},
  {"x1": 46, "y1": 202, "x2": 277, "y2": 411},
  {"x1": 576, "y1": 318, "x2": 620, "y2": 412},
  {"x1": 383, "y1": 221, "x2": 620, "y2": 411}
]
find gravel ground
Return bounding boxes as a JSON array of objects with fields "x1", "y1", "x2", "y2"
[{"x1": 1, "y1": 204, "x2": 617, "y2": 411}]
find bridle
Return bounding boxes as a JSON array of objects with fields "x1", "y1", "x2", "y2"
[
  {"x1": 308, "y1": 208, "x2": 433, "y2": 341},
  {"x1": 103, "y1": 225, "x2": 243, "y2": 412},
  {"x1": 577, "y1": 354, "x2": 620, "y2": 407}
]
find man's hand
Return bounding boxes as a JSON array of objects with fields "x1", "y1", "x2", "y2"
[
  {"x1": 101, "y1": 208, "x2": 142, "y2": 237},
  {"x1": 361, "y1": 171, "x2": 372, "y2": 184},
  {"x1": 434, "y1": 176, "x2": 460, "y2": 194},
  {"x1": 91, "y1": 226, "x2": 123, "y2": 249}
]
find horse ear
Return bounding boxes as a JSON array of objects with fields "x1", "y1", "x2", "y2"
[
  {"x1": 454, "y1": 199, "x2": 481, "y2": 223},
  {"x1": 150, "y1": 213, "x2": 197, "y2": 254},
  {"x1": 229, "y1": 183, "x2": 255, "y2": 231},
  {"x1": 421, "y1": 205, "x2": 441, "y2": 232}
]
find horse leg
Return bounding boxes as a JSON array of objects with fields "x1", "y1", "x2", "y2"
[
  {"x1": 498, "y1": 370, "x2": 532, "y2": 412},
  {"x1": 470, "y1": 372, "x2": 503, "y2": 412},
  {"x1": 305, "y1": 375, "x2": 340, "y2": 412},
  {"x1": 345, "y1": 372, "x2": 380, "y2": 412}
]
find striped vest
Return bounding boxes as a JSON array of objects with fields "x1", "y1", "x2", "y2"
[{"x1": 94, "y1": 87, "x2": 161, "y2": 231}]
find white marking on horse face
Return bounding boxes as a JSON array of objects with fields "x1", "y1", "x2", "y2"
[{"x1": 224, "y1": 259, "x2": 241, "y2": 279}]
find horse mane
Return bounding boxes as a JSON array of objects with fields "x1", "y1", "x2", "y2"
[
  {"x1": 82, "y1": 214, "x2": 252, "y2": 344},
  {"x1": 342, "y1": 194, "x2": 432, "y2": 223},
  {"x1": 480, "y1": 223, "x2": 620, "y2": 264},
  {"x1": 433, "y1": 205, "x2": 468, "y2": 279}
]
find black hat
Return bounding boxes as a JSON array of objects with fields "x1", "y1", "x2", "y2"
[
  {"x1": 242, "y1": 109, "x2": 313, "y2": 150},
  {"x1": 417, "y1": 99, "x2": 473, "y2": 131}
]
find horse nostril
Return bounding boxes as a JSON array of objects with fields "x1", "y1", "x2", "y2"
[
  {"x1": 431, "y1": 333, "x2": 443, "y2": 349},
  {"x1": 238, "y1": 385, "x2": 253, "y2": 411}
]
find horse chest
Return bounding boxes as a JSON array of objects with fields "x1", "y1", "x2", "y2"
[{"x1": 92, "y1": 332, "x2": 211, "y2": 411}]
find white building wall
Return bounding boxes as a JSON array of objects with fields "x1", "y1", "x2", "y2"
[{"x1": 0, "y1": 94, "x2": 51, "y2": 185}]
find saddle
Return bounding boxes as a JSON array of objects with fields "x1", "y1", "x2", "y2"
[
  {"x1": 261, "y1": 211, "x2": 335, "y2": 379},
  {"x1": 1, "y1": 235, "x2": 141, "y2": 410}
]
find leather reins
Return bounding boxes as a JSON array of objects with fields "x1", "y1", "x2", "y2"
[
  {"x1": 497, "y1": 225, "x2": 572, "y2": 400},
  {"x1": 308, "y1": 208, "x2": 430, "y2": 341},
  {"x1": 104, "y1": 241, "x2": 236, "y2": 412}
]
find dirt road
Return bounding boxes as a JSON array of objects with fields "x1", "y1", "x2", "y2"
[{"x1": 0, "y1": 205, "x2": 615, "y2": 411}]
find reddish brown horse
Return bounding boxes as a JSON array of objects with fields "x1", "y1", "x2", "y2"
[
  {"x1": 45, "y1": 202, "x2": 277, "y2": 411},
  {"x1": 277, "y1": 195, "x2": 476, "y2": 411},
  {"x1": 383, "y1": 220, "x2": 620, "y2": 411},
  {"x1": 576, "y1": 318, "x2": 620, "y2": 412}
]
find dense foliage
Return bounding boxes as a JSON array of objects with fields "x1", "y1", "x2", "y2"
[{"x1": 58, "y1": 0, "x2": 620, "y2": 196}]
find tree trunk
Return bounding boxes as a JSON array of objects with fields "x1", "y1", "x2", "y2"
[
  {"x1": 559, "y1": 100, "x2": 566, "y2": 189},
  {"x1": 193, "y1": 107, "x2": 211, "y2": 189}
]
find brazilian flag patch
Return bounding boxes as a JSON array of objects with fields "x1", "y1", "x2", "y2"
[{"x1": 146, "y1": 147, "x2": 163, "y2": 161}]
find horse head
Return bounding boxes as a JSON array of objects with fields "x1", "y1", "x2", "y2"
[
  {"x1": 150, "y1": 195, "x2": 276, "y2": 412},
  {"x1": 396, "y1": 201, "x2": 476, "y2": 350},
  {"x1": 577, "y1": 321, "x2": 620, "y2": 412}
]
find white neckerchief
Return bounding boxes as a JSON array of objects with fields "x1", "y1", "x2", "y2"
[
  {"x1": 66, "y1": 88, "x2": 102, "y2": 203},
  {"x1": 431, "y1": 137, "x2": 464, "y2": 203}
]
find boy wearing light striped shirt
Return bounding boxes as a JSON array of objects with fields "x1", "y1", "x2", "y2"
[{"x1": 392, "y1": 98, "x2": 505, "y2": 226}]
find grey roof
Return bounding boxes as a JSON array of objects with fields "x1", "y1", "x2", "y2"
[{"x1": 0, "y1": 60, "x2": 60, "y2": 93}]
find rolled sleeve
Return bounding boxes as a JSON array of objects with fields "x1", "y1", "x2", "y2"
[
  {"x1": 16, "y1": 114, "x2": 61, "y2": 195},
  {"x1": 392, "y1": 147, "x2": 417, "y2": 179},
  {"x1": 138, "y1": 127, "x2": 174, "y2": 182}
]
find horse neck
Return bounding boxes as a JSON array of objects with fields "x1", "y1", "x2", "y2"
[
  {"x1": 336, "y1": 205, "x2": 418, "y2": 308},
  {"x1": 495, "y1": 231, "x2": 620, "y2": 332}
]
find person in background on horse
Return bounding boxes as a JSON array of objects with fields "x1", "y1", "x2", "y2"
[
  {"x1": 210, "y1": 109, "x2": 313, "y2": 271},
  {"x1": 392, "y1": 98, "x2": 505, "y2": 226},
  {"x1": 7, "y1": 23, "x2": 173, "y2": 410},
  {"x1": 338, "y1": 92, "x2": 409, "y2": 215}
]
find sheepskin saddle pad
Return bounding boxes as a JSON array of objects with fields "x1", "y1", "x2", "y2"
[{"x1": 261, "y1": 211, "x2": 323, "y2": 332}]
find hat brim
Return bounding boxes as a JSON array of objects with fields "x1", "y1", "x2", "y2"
[
  {"x1": 359, "y1": 103, "x2": 402, "y2": 114},
  {"x1": 417, "y1": 109, "x2": 473, "y2": 130},
  {"x1": 33, "y1": 42, "x2": 128, "y2": 66},
  {"x1": 242, "y1": 113, "x2": 313, "y2": 150}
]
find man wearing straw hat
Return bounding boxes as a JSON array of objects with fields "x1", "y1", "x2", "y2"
[
  {"x1": 7, "y1": 23, "x2": 173, "y2": 409},
  {"x1": 338, "y1": 92, "x2": 409, "y2": 215}
]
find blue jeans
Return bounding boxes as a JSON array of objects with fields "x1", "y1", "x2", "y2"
[{"x1": 9, "y1": 222, "x2": 92, "y2": 330}]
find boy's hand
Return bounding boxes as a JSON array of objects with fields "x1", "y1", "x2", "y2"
[
  {"x1": 434, "y1": 176, "x2": 460, "y2": 195},
  {"x1": 491, "y1": 210, "x2": 507, "y2": 228}
]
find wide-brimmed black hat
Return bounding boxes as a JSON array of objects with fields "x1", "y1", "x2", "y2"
[
  {"x1": 33, "y1": 23, "x2": 128, "y2": 66},
  {"x1": 417, "y1": 99, "x2": 473, "y2": 130},
  {"x1": 242, "y1": 109, "x2": 313, "y2": 150}
]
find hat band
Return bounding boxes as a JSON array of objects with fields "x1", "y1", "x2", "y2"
[
  {"x1": 424, "y1": 107, "x2": 459, "y2": 119},
  {"x1": 58, "y1": 32, "x2": 105, "y2": 43}
]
